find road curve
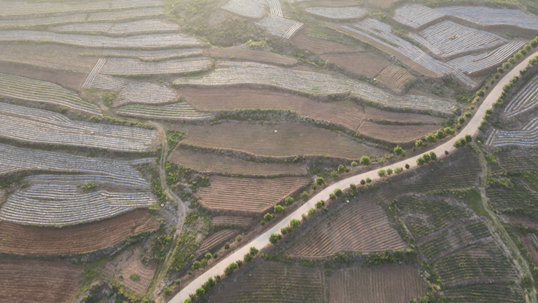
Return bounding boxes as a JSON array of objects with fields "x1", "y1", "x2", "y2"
[{"x1": 170, "y1": 50, "x2": 538, "y2": 303}]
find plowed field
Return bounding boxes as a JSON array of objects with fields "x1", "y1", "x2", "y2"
[
  {"x1": 359, "y1": 121, "x2": 441, "y2": 143},
  {"x1": 208, "y1": 46, "x2": 297, "y2": 66},
  {"x1": 321, "y1": 52, "x2": 391, "y2": 78},
  {"x1": 287, "y1": 199, "x2": 406, "y2": 258},
  {"x1": 197, "y1": 176, "x2": 310, "y2": 213},
  {"x1": 364, "y1": 107, "x2": 444, "y2": 124},
  {"x1": 198, "y1": 229, "x2": 238, "y2": 253},
  {"x1": 0, "y1": 209, "x2": 158, "y2": 255},
  {"x1": 328, "y1": 266, "x2": 426, "y2": 303},
  {"x1": 169, "y1": 149, "x2": 308, "y2": 176},
  {"x1": 211, "y1": 216, "x2": 253, "y2": 227},
  {"x1": 179, "y1": 122, "x2": 385, "y2": 159},
  {"x1": 0, "y1": 260, "x2": 83, "y2": 303},
  {"x1": 377, "y1": 65, "x2": 416, "y2": 94},
  {"x1": 292, "y1": 30, "x2": 359, "y2": 54}
]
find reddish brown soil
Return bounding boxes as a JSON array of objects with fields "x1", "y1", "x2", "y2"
[
  {"x1": 359, "y1": 121, "x2": 441, "y2": 143},
  {"x1": 197, "y1": 175, "x2": 310, "y2": 213},
  {"x1": 169, "y1": 148, "x2": 308, "y2": 176},
  {"x1": 322, "y1": 52, "x2": 391, "y2": 78},
  {"x1": 198, "y1": 229, "x2": 238, "y2": 253},
  {"x1": 181, "y1": 87, "x2": 365, "y2": 131},
  {"x1": 211, "y1": 216, "x2": 253, "y2": 227},
  {"x1": 364, "y1": 107, "x2": 445, "y2": 125},
  {"x1": 0, "y1": 209, "x2": 158, "y2": 255},
  {"x1": 0, "y1": 60, "x2": 87, "y2": 89},
  {"x1": 208, "y1": 47, "x2": 297, "y2": 66},
  {"x1": 328, "y1": 266, "x2": 426, "y2": 303},
  {"x1": 287, "y1": 198, "x2": 406, "y2": 258},
  {"x1": 0, "y1": 259, "x2": 83, "y2": 303},
  {"x1": 292, "y1": 30, "x2": 360, "y2": 54}
]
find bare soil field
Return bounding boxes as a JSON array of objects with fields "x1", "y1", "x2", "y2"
[
  {"x1": 292, "y1": 30, "x2": 359, "y2": 54},
  {"x1": 0, "y1": 259, "x2": 83, "y2": 303},
  {"x1": 197, "y1": 176, "x2": 310, "y2": 213},
  {"x1": 366, "y1": 0, "x2": 400, "y2": 8},
  {"x1": 211, "y1": 216, "x2": 253, "y2": 227},
  {"x1": 208, "y1": 46, "x2": 297, "y2": 66},
  {"x1": 287, "y1": 198, "x2": 406, "y2": 258},
  {"x1": 181, "y1": 87, "x2": 365, "y2": 131},
  {"x1": 364, "y1": 107, "x2": 444, "y2": 125},
  {"x1": 208, "y1": 261, "x2": 325, "y2": 303},
  {"x1": 321, "y1": 52, "x2": 391, "y2": 78},
  {"x1": 328, "y1": 266, "x2": 426, "y2": 303},
  {"x1": 0, "y1": 209, "x2": 158, "y2": 255},
  {"x1": 198, "y1": 229, "x2": 238, "y2": 253},
  {"x1": 169, "y1": 149, "x2": 308, "y2": 176},
  {"x1": 359, "y1": 121, "x2": 441, "y2": 143},
  {"x1": 179, "y1": 122, "x2": 386, "y2": 159},
  {"x1": 376, "y1": 65, "x2": 416, "y2": 95},
  {"x1": 101, "y1": 245, "x2": 156, "y2": 295},
  {"x1": 0, "y1": 61, "x2": 87, "y2": 89}
]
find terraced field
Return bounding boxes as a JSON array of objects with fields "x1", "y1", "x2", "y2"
[
  {"x1": 443, "y1": 285, "x2": 525, "y2": 303},
  {"x1": 99, "y1": 48, "x2": 204, "y2": 61},
  {"x1": 221, "y1": 0, "x2": 267, "y2": 19},
  {"x1": 0, "y1": 0, "x2": 163, "y2": 16},
  {"x1": 321, "y1": 52, "x2": 391, "y2": 78},
  {"x1": 99, "y1": 57, "x2": 212, "y2": 76},
  {"x1": 291, "y1": 30, "x2": 359, "y2": 54},
  {"x1": 0, "y1": 260, "x2": 83, "y2": 303},
  {"x1": 211, "y1": 216, "x2": 253, "y2": 227},
  {"x1": 487, "y1": 118, "x2": 538, "y2": 148},
  {"x1": 306, "y1": 7, "x2": 368, "y2": 20},
  {"x1": 208, "y1": 46, "x2": 297, "y2": 66},
  {"x1": 328, "y1": 266, "x2": 426, "y2": 303},
  {"x1": 0, "y1": 209, "x2": 158, "y2": 255},
  {"x1": 255, "y1": 15, "x2": 303, "y2": 39},
  {"x1": 116, "y1": 102, "x2": 213, "y2": 120},
  {"x1": 197, "y1": 176, "x2": 310, "y2": 213},
  {"x1": 0, "y1": 73, "x2": 100, "y2": 115},
  {"x1": 50, "y1": 19, "x2": 179, "y2": 35},
  {"x1": 376, "y1": 65, "x2": 416, "y2": 94},
  {"x1": 504, "y1": 74, "x2": 538, "y2": 118},
  {"x1": 358, "y1": 122, "x2": 440, "y2": 143},
  {"x1": 393, "y1": 4, "x2": 445, "y2": 29},
  {"x1": 486, "y1": 172, "x2": 538, "y2": 220},
  {"x1": 0, "y1": 102, "x2": 157, "y2": 151},
  {"x1": 179, "y1": 122, "x2": 386, "y2": 159},
  {"x1": 115, "y1": 82, "x2": 179, "y2": 107},
  {"x1": 207, "y1": 261, "x2": 325, "y2": 303},
  {"x1": 174, "y1": 61, "x2": 456, "y2": 112},
  {"x1": 198, "y1": 229, "x2": 238, "y2": 253},
  {"x1": 169, "y1": 149, "x2": 308, "y2": 176},
  {"x1": 287, "y1": 198, "x2": 406, "y2": 258}
]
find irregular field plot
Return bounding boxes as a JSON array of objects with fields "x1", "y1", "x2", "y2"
[
  {"x1": 0, "y1": 260, "x2": 83, "y2": 303},
  {"x1": 179, "y1": 122, "x2": 385, "y2": 159},
  {"x1": 197, "y1": 176, "x2": 310, "y2": 213},
  {"x1": 169, "y1": 149, "x2": 308, "y2": 176},
  {"x1": 50, "y1": 19, "x2": 179, "y2": 35},
  {"x1": 99, "y1": 48, "x2": 204, "y2": 61},
  {"x1": 115, "y1": 82, "x2": 179, "y2": 107},
  {"x1": 321, "y1": 52, "x2": 391, "y2": 78},
  {"x1": 180, "y1": 87, "x2": 365, "y2": 131},
  {"x1": 364, "y1": 107, "x2": 444, "y2": 124},
  {"x1": 0, "y1": 209, "x2": 158, "y2": 255},
  {"x1": 198, "y1": 229, "x2": 238, "y2": 252},
  {"x1": 306, "y1": 7, "x2": 368, "y2": 20},
  {"x1": 221, "y1": 0, "x2": 267, "y2": 19},
  {"x1": 443, "y1": 284, "x2": 525, "y2": 303},
  {"x1": 100, "y1": 57, "x2": 212, "y2": 76},
  {"x1": 328, "y1": 266, "x2": 426, "y2": 303},
  {"x1": 487, "y1": 118, "x2": 538, "y2": 148},
  {"x1": 211, "y1": 216, "x2": 253, "y2": 227},
  {"x1": 287, "y1": 198, "x2": 406, "y2": 258},
  {"x1": 208, "y1": 46, "x2": 297, "y2": 66},
  {"x1": 504, "y1": 74, "x2": 538, "y2": 118},
  {"x1": 358, "y1": 121, "x2": 440, "y2": 143},
  {"x1": 292, "y1": 30, "x2": 359, "y2": 54},
  {"x1": 0, "y1": 60, "x2": 86, "y2": 90},
  {"x1": 255, "y1": 15, "x2": 303, "y2": 39},
  {"x1": 116, "y1": 102, "x2": 213, "y2": 120},
  {"x1": 393, "y1": 4, "x2": 444, "y2": 29},
  {"x1": 208, "y1": 261, "x2": 325, "y2": 303},
  {"x1": 437, "y1": 6, "x2": 538, "y2": 31},
  {"x1": 376, "y1": 65, "x2": 416, "y2": 94}
]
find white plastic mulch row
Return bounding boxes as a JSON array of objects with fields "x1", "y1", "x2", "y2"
[
  {"x1": 115, "y1": 82, "x2": 179, "y2": 107},
  {"x1": 82, "y1": 58, "x2": 107, "y2": 89},
  {"x1": 100, "y1": 48, "x2": 204, "y2": 61},
  {"x1": 0, "y1": 73, "x2": 101, "y2": 115},
  {"x1": 116, "y1": 102, "x2": 214, "y2": 120},
  {"x1": 0, "y1": 102, "x2": 157, "y2": 152},
  {"x1": 0, "y1": 0, "x2": 163, "y2": 16},
  {"x1": 49, "y1": 19, "x2": 180, "y2": 35},
  {"x1": 305, "y1": 7, "x2": 368, "y2": 20},
  {"x1": 255, "y1": 15, "x2": 303, "y2": 39},
  {"x1": 26, "y1": 174, "x2": 150, "y2": 189},
  {"x1": 222, "y1": 0, "x2": 268, "y2": 19},
  {"x1": 173, "y1": 61, "x2": 456, "y2": 112},
  {"x1": 487, "y1": 118, "x2": 538, "y2": 148},
  {"x1": 99, "y1": 57, "x2": 212, "y2": 76},
  {"x1": 393, "y1": 4, "x2": 444, "y2": 29},
  {"x1": 409, "y1": 21, "x2": 507, "y2": 59},
  {"x1": 504, "y1": 75, "x2": 538, "y2": 118}
]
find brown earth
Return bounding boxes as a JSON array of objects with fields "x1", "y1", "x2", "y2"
[
  {"x1": 169, "y1": 148, "x2": 308, "y2": 176},
  {"x1": 364, "y1": 107, "x2": 445, "y2": 125},
  {"x1": 178, "y1": 122, "x2": 386, "y2": 159},
  {"x1": 0, "y1": 259, "x2": 83, "y2": 303},
  {"x1": 322, "y1": 52, "x2": 391, "y2": 78},
  {"x1": 292, "y1": 30, "x2": 360, "y2": 54},
  {"x1": 359, "y1": 121, "x2": 441, "y2": 143},
  {"x1": 208, "y1": 46, "x2": 297, "y2": 66},
  {"x1": 198, "y1": 229, "x2": 238, "y2": 253},
  {"x1": 328, "y1": 266, "x2": 427, "y2": 303},
  {"x1": 181, "y1": 87, "x2": 365, "y2": 131},
  {"x1": 287, "y1": 198, "x2": 406, "y2": 258},
  {"x1": 0, "y1": 60, "x2": 87, "y2": 89},
  {"x1": 211, "y1": 216, "x2": 253, "y2": 227},
  {"x1": 197, "y1": 175, "x2": 310, "y2": 213},
  {"x1": 0, "y1": 209, "x2": 158, "y2": 255},
  {"x1": 376, "y1": 64, "x2": 416, "y2": 95}
]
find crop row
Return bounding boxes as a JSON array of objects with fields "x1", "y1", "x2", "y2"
[
  {"x1": 504, "y1": 74, "x2": 538, "y2": 118},
  {"x1": 82, "y1": 58, "x2": 107, "y2": 88},
  {"x1": 255, "y1": 15, "x2": 303, "y2": 39},
  {"x1": 100, "y1": 57, "x2": 212, "y2": 75},
  {"x1": 409, "y1": 21, "x2": 506, "y2": 59},
  {"x1": 487, "y1": 117, "x2": 538, "y2": 148},
  {"x1": 448, "y1": 41, "x2": 526, "y2": 76},
  {"x1": 342, "y1": 19, "x2": 477, "y2": 87},
  {"x1": 497, "y1": 151, "x2": 538, "y2": 171},
  {"x1": 393, "y1": 4, "x2": 445, "y2": 29},
  {"x1": 0, "y1": 183, "x2": 155, "y2": 226},
  {"x1": 116, "y1": 82, "x2": 179, "y2": 107},
  {"x1": 305, "y1": 6, "x2": 368, "y2": 20},
  {"x1": 443, "y1": 284, "x2": 525, "y2": 303},
  {"x1": 0, "y1": 7, "x2": 166, "y2": 29},
  {"x1": 487, "y1": 176, "x2": 538, "y2": 217},
  {"x1": 0, "y1": 143, "x2": 154, "y2": 182},
  {"x1": 198, "y1": 229, "x2": 238, "y2": 253},
  {"x1": 377, "y1": 65, "x2": 415, "y2": 93},
  {"x1": 211, "y1": 216, "x2": 253, "y2": 227},
  {"x1": 99, "y1": 48, "x2": 204, "y2": 61},
  {"x1": 116, "y1": 102, "x2": 213, "y2": 120},
  {"x1": 266, "y1": 0, "x2": 282, "y2": 17},
  {"x1": 0, "y1": 102, "x2": 157, "y2": 152},
  {"x1": 0, "y1": 31, "x2": 202, "y2": 49},
  {"x1": 174, "y1": 61, "x2": 456, "y2": 111},
  {"x1": 222, "y1": 0, "x2": 267, "y2": 19},
  {"x1": 26, "y1": 173, "x2": 150, "y2": 189},
  {"x1": 50, "y1": 19, "x2": 179, "y2": 35}
]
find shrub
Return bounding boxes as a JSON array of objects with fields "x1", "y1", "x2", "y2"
[
  {"x1": 458, "y1": 116, "x2": 466, "y2": 124},
  {"x1": 445, "y1": 150, "x2": 449, "y2": 155},
  {"x1": 360, "y1": 156, "x2": 371, "y2": 166},
  {"x1": 377, "y1": 169, "x2": 386, "y2": 177},
  {"x1": 192, "y1": 261, "x2": 201, "y2": 270},
  {"x1": 274, "y1": 205, "x2": 286, "y2": 214},
  {"x1": 130, "y1": 274, "x2": 141, "y2": 281},
  {"x1": 329, "y1": 193, "x2": 336, "y2": 200},
  {"x1": 360, "y1": 179, "x2": 366, "y2": 185},
  {"x1": 417, "y1": 157, "x2": 425, "y2": 165},
  {"x1": 269, "y1": 233, "x2": 281, "y2": 244},
  {"x1": 196, "y1": 288, "x2": 205, "y2": 296},
  {"x1": 405, "y1": 164, "x2": 410, "y2": 169},
  {"x1": 337, "y1": 164, "x2": 345, "y2": 173},
  {"x1": 205, "y1": 253, "x2": 212, "y2": 260},
  {"x1": 224, "y1": 262, "x2": 238, "y2": 276},
  {"x1": 394, "y1": 167, "x2": 403, "y2": 174},
  {"x1": 244, "y1": 253, "x2": 253, "y2": 262},
  {"x1": 281, "y1": 227, "x2": 288, "y2": 235},
  {"x1": 351, "y1": 161, "x2": 358, "y2": 167},
  {"x1": 521, "y1": 48, "x2": 528, "y2": 56},
  {"x1": 290, "y1": 219, "x2": 301, "y2": 229},
  {"x1": 315, "y1": 177, "x2": 325, "y2": 186},
  {"x1": 386, "y1": 168, "x2": 393, "y2": 175},
  {"x1": 444, "y1": 127, "x2": 455, "y2": 135},
  {"x1": 497, "y1": 67, "x2": 504, "y2": 73},
  {"x1": 425, "y1": 134, "x2": 436, "y2": 143},
  {"x1": 236, "y1": 235, "x2": 243, "y2": 242},
  {"x1": 308, "y1": 208, "x2": 317, "y2": 216},
  {"x1": 476, "y1": 90, "x2": 485, "y2": 97},
  {"x1": 366, "y1": 177, "x2": 372, "y2": 183},
  {"x1": 394, "y1": 146, "x2": 405, "y2": 156},
  {"x1": 422, "y1": 153, "x2": 431, "y2": 163},
  {"x1": 315, "y1": 200, "x2": 324, "y2": 209},
  {"x1": 184, "y1": 299, "x2": 192, "y2": 303},
  {"x1": 163, "y1": 286, "x2": 173, "y2": 296},
  {"x1": 201, "y1": 258, "x2": 208, "y2": 267},
  {"x1": 531, "y1": 40, "x2": 538, "y2": 48},
  {"x1": 454, "y1": 138, "x2": 467, "y2": 148},
  {"x1": 509, "y1": 57, "x2": 516, "y2": 64},
  {"x1": 436, "y1": 130, "x2": 445, "y2": 139},
  {"x1": 213, "y1": 253, "x2": 218, "y2": 259},
  {"x1": 525, "y1": 44, "x2": 532, "y2": 51},
  {"x1": 515, "y1": 52, "x2": 523, "y2": 60},
  {"x1": 215, "y1": 275, "x2": 221, "y2": 283},
  {"x1": 224, "y1": 243, "x2": 230, "y2": 250},
  {"x1": 465, "y1": 134, "x2": 472, "y2": 142},
  {"x1": 299, "y1": 191, "x2": 308, "y2": 199},
  {"x1": 264, "y1": 213, "x2": 274, "y2": 221},
  {"x1": 415, "y1": 139, "x2": 424, "y2": 147},
  {"x1": 249, "y1": 247, "x2": 259, "y2": 256},
  {"x1": 350, "y1": 184, "x2": 356, "y2": 191},
  {"x1": 334, "y1": 188, "x2": 343, "y2": 197},
  {"x1": 284, "y1": 196, "x2": 295, "y2": 205},
  {"x1": 429, "y1": 151, "x2": 437, "y2": 161}
]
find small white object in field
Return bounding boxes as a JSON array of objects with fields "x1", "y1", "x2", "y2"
[
  {"x1": 161, "y1": 204, "x2": 164, "y2": 207},
  {"x1": 275, "y1": 130, "x2": 278, "y2": 133}
]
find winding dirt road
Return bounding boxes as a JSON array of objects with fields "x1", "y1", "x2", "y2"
[{"x1": 170, "y1": 51, "x2": 538, "y2": 303}]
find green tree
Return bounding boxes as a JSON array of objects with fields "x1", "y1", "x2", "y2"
[
  {"x1": 465, "y1": 134, "x2": 472, "y2": 142},
  {"x1": 378, "y1": 169, "x2": 386, "y2": 177},
  {"x1": 308, "y1": 208, "x2": 317, "y2": 216},
  {"x1": 366, "y1": 177, "x2": 372, "y2": 183},
  {"x1": 334, "y1": 188, "x2": 343, "y2": 197},
  {"x1": 425, "y1": 134, "x2": 436, "y2": 143},
  {"x1": 192, "y1": 261, "x2": 201, "y2": 270},
  {"x1": 386, "y1": 168, "x2": 393, "y2": 175},
  {"x1": 405, "y1": 164, "x2": 410, "y2": 169},
  {"x1": 244, "y1": 253, "x2": 253, "y2": 262},
  {"x1": 429, "y1": 151, "x2": 437, "y2": 161},
  {"x1": 299, "y1": 191, "x2": 308, "y2": 199},
  {"x1": 337, "y1": 164, "x2": 345, "y2": 173},
  {"x1": 458, "y1": 116, "x2": 466, "y2": 124},
  {"x1": 290, "y1": 219, "x2": 301, "y2": 229},
  {"x1": 360, "y1": 156, "x2": 371, "y2": 166},
  {"x1": 417, "y1": 157, "x2": 425, "y2": 165},
  {"x1": 394, "y1": 146, "x2": 405, "y2": 156},
  {"x1": 394, "y1": 167, "x2": 403, "y2": 174},
  {"x1": 205, "y1": 253, "x2": 212, "y2": 260},
  {"x1": 264, "y1": 213, "x2": 274, "y2": 221},
  {"x1": 360, "y1": 179, "x2": 366, "y2": 185},
  {"x1": 224, "y1": 262, "x2": 238, "y2": 276},
  {"x1": 444, "y1": 127, "x2": 455, "y2": 135},
  {"x1": 351, "y1": 161, "x2": 358, "y2": 167},
  {"x1": 249, "y1": 247, "x2": 259, "y2": 256},
  {"x1": 284, "y1": 196, "x2": 295, "y2": 205},
  {"x1": 224, "y1": 243, "x2": 230, "y2": 250},
  {"x1": 213, "y1": 253, "x2": 218, "y2": 259},
  {"x1": 476, "y1": 90, "x2": 485, "y2": 97},
  {"x1": 274, "y1": 205, "x2": 286, "y2": 214},
  {"x1": 269, "y1": 233, "x2": 281, "y2": 244},
  {"x1": 415, "y1": 139, "x2": 424, "y2": 147},
  {"x1": 423, "y1": 153, "x2": 431, "y2": 163},
  {"x1": 196, "y1": 288, "x2": 205, "y2": 296},
  {"x1": 316, "y1": 177, "x2": 325, "y2": 186},
  {"x1": 315, "y1": 200, "x2": 324, "y2": 209},
  {"x1": 436, "y1": 130, "x2": 445, "y2": 139},
  {"x1": 329, "y1": 193, "x2": 336, "y2": 200}
]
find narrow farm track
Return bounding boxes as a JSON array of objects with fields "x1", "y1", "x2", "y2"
[{"x1": 171, "y1": 50, "x2": 538, "y2": 303}]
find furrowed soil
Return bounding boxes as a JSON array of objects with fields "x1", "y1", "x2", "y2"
[
  {"x1": 364, "y1": 107, "x2": 445, "y2": 125},
  {"x1": 211, "y1": 216, "x2": 253, "y2": 227},
  {"x1": 197, "y1": 175, "x2": 310, "y2": 213},
  {"x1": 376, "y1": 65, "x2": 416, "y2": 95},
  {"x1": 328, "y1": 266, "x2": 427, "y2": 303},
  {"x1": 0, "y1": 209, "x2": 158, "y2": 255},
  {"x1": 169, "y1": 148, "x2": 308, "y2": 176},
  {"x1": 0, "y1": 259, "x2": 83, "y2": 303},
  {"x1": 198, "y1": 229, "x2": 238, "y2": 253},
  {"x1": 178, "y1": 122, "x2": 386, "y2": 159},
  {"x1": 359, "y1": 121, "x2": 441, "y2": 143},
  {"x1": 321, "y1": 52, "x2": 391, "y2": 78},
  {"x1": 286, "y1": 198, "x2": 406, "y2": 258},
  {"x1": 208, "y1": 47, "x2": 297, "y2": 66},
  {"x1": 0, "y1": 60, "x2": 87, "y2": 89},
  {"x1": 292, "y1": 30, "x2": 360, "y2": 54}
]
